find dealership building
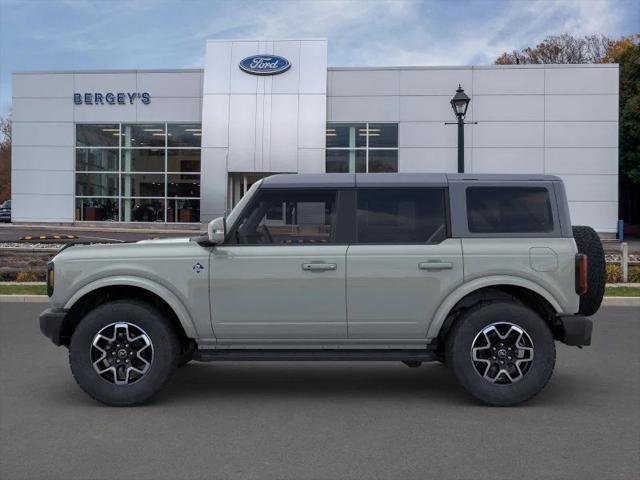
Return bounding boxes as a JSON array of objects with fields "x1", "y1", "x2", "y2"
[{"x1": 11, "y1": 39, "x2": 619, "y2": 232}]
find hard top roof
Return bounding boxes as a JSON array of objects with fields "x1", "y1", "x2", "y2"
[{"x1": 260, "y1": 173, "x2": 561, "y2": 188}]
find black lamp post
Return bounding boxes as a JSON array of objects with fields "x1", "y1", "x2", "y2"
[{"x1": 450, "y1": 84, "x2": 471, "y2": 173}]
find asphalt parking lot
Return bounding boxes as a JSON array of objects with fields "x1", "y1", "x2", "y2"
[
  {"x1": 1, "y1": 304, "x2": 638, "y2": 480},
  {"x1": 0, "y1": 225, "x2": 201, "y2": 244}
]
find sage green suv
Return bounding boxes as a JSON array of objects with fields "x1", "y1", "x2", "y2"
[{"x1": 40, "y1": 173, "x2": 605, "y2": 406}]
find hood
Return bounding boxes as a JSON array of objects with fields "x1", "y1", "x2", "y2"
[
  {"x1": 52, "y1": 236, "x2": 201, "y2": 263},
  {"x1": 136, "y1": 237, "x2": 192, "y2": 244}
]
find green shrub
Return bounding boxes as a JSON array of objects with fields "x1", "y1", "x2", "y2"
[
  {"x1": 607, "y1": 264, "x2": 640, "y2": 283},
  {"x1": 15, "y1": 269, "x2": 40, "y2": 282},
  {"x1": 606, "y1": 264, "x2": 622, "y2": 283}
]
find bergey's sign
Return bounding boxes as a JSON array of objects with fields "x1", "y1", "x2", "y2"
[
  {"x1": 74, "y1": 92, "x2": 151, "y2": 105},
  {"x1": 239, "y1": 55, "x2": 291, "y2": 75}
]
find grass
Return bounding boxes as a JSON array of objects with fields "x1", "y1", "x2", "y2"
[
  {"x1": 0, "y1": 284, "x2": 638, "y2": 297},
  {"x1": 0, "y1": 284, "x2": 47, "y2": 295},
  {"x1": 604, "y1": 286, "x2": 640, "y2": 297}
]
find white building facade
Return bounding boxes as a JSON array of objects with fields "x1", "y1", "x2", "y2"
[{"x1": 11, "y1": 39, "x2": 619, "y2": 232}]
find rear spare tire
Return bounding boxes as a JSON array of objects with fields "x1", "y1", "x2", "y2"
[{"x1": 572, "y1": 225, "x2": 605, "y2": 316}]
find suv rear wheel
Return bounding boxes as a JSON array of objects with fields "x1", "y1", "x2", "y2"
[
  {"x1": 69, "y1": 300, "x2": 180, "y2": 406},
  {"x1": 445, "y1": 301, "x2": 555, "y2": 406}
]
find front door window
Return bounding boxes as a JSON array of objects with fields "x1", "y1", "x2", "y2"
[{"x1": 229, "y1": 189, "x2": 337, "y2": 245}]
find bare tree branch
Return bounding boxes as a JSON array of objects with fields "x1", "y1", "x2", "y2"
[{"x1": 494, "y1": 34, "x2": 611, "y2": 64}]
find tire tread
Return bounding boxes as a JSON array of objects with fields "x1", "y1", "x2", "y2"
[
  {"x1": 445, "y1": 300, "x2": 556, "y2": 406},
  {"x1": 572, "y1": 225, "x2": 605, "y2": 316},
  {"x1": 68, "y1": 299, "x2": 180, "y2": 406}
]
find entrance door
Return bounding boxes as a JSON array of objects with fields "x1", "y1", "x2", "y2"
[
  {"x1": 346, "y1": 188, "x2": 463, "y2": 339},
  {"x1": 210, "y1": 188, "x2": 348, "y2": 340}
]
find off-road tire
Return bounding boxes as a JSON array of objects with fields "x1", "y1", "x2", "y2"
[
  {"x1": 446, "y1": 301, "x2": 555, "y2": 406},
  {"x1": 572, "y1": 225, "x2": 605, "y2": 316},
  {"x1": 69, "y1": 300, "x2": 180, "y2": 406}
]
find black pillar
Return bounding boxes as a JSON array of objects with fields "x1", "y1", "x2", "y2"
[{"x1": 457, "y1": 115, "x2": 464, "y2": 173}]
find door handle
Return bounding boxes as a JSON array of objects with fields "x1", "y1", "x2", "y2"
[
  {"x1": 302, "y1": 263, "x2": 337, "y2": 272},
  {"x1": 419, "y1": 261, "x2": 453, "y2": 271}
]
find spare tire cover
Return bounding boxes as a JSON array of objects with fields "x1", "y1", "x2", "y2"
[{"x1": 572, "y1": 225, "x2": 606, "y2": 316}]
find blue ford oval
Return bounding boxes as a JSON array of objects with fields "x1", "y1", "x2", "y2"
[{"x1": 239, "y1": 55, "x2": 291, "y2": 75}]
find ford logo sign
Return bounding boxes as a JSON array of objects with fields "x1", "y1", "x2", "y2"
[{"x1": 239, "y1": 55, "x2": 291, "y2": 76}]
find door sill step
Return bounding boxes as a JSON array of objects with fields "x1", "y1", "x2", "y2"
[{"x1": 193, "y1": 349, "x2": 438, "y2": 362}]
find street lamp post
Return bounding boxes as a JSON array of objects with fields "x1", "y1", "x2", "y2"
[{"x1": 447, "y1": 85, "x2": 473, "y2": 173}]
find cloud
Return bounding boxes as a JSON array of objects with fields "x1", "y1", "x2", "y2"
[
  {"x1": 556, "y1": 0, "x2": 625, "y2": 35},
  {"x1": 191, "y1": 0, "x2": 634, "y2": 66},
  {"x1": 0, "y1": 0, "x2": 636, "y2": 115}
]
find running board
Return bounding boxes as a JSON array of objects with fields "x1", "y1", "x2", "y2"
[{"x1": 193, "y1": 349, "x2": 438, "y2": 362}]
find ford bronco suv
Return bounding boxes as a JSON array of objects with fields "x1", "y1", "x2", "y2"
[{"x1": 40, "y1": 173, "x2": 605, "y2": 406}]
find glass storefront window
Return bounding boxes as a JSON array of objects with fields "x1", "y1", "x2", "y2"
[
  {"x1": 76, "y1": 124, "x2": 120, "y2": 147},
  {"x1": 121, "y1": 199, "x2": 165, "y2": 222},
  {"x1": 121, "y1": 149, "x2": 165, "y2": 172},
  {"x1": 368, "y1": 150, "x2": 398, "y2": 172},
  {"x1": 75, "y1": 148, "x2": 118, "y2": 171},
  {"x1": 326, "y1": 123, "x2": 366, "y2": 148},
  {"x1": 121, "y1": 124, "x2": 166, "y2": 147},
  {"x1": 368, "y1": 123, "x2": 398, "y2": 148},
  {"x1": 167, "y1": 174, "x2": 200, "y2": 198},
  {"x1": 326, "y1": 122, "x2": 398, "y2": 173},
  {"x1": 76, "y1": 173, "x2": 119, "y2": 196},
  {"x1": 168, "y1": 124, "x2": 202, "y2": 147},
  {"x1": 326, "y1": 150, "x2": 366, "y2": 173},
  {"x1": 75, "y1": 123, "x2": 201, "y2": 223},
  {"x1": 167, "y1": 150, "x2": 200, "y2": 172},
  {"x1": 75, "y1": 198, "x2": 119, "y2": 221},
  {"x1": 121, "y1": 174, "x2": 165, "y2": 197},
  {"x1": 167, "y1": 199, "x2": 200, "y2": 223}
]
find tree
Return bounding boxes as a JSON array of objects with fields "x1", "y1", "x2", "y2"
[
  {"x1": 0, "y1": 116, "x2": 10, "y2": 202},
  {"x1": 495, "y1": 34, "x2": 640, "y2": 225},
  {"x1": 601, "y1": 35, "x2": 640, "y2": 184},
  {"x1": 601, "y1": 35, "x2": 640, "y2": 224},
  {"x1": 495, "y1": 34, "x2": 610, "y2": 65}
]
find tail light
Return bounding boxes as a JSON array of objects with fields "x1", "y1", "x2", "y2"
[
  {"x1": 575, "y1": 254, "x2": 588, "y2": 295},
  {"x1": 46, "y1": 262, "x2": 55, "y2": 297}
]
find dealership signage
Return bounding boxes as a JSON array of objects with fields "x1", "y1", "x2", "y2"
[
  {"x1": 73, "y1": 92, "x2": 151, "y2": 105},
  {"x1": 239, "y1": 55, "x2": 291, "y2": 75}
]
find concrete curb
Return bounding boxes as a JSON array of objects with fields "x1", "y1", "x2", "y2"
[
  {"x1": 601, "y1": 297, "x2": 640, "y2": 307},
  {"x1": 2, "y1": 295, "x2": 639, "y2": 306},
  {"x1": 0, "y1": 295, "x2": 49, "y2": 303}
]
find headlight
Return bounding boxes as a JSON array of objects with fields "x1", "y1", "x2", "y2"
[{"x1": 46, "y1": 262, "x2": 55, "y2": 297}]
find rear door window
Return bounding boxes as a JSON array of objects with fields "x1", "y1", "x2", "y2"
[
  {"x1": 356, "y1": 188, "x2": 447, "y2": 244},
  {"x1": 466, "y1": 186, "x2": 554, "y2": 234}
]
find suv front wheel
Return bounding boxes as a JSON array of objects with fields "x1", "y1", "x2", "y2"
[
  {"x1": 69, "y1": 300, "x2": 180, "y2": 406},
  {"x1": 445, "y1": 301, "x2": 555, "y2": 406}
]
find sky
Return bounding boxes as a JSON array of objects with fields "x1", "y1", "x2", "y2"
[{"x1": 0, "y1": 0, "x2": 638, "y2": 116}]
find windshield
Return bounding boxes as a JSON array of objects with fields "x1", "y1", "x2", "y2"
[
  {"x1": 0, "y1": 200, "x2": 9, "y2": 208},
  {"x1": 225, "y1": 179, "x2": 263, "y2": 228}
]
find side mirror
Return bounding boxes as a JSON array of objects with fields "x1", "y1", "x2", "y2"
[{"x1": 207, "y1": 216, "x2": 226, "y2": 245}]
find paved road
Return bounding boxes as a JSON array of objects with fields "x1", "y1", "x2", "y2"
[
  {"x1": 0, "y1": 225, "x2": 201, "y2": 243},
  {"x1": 1, "y1": 304, "x2": 638, "y2": 480}
]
